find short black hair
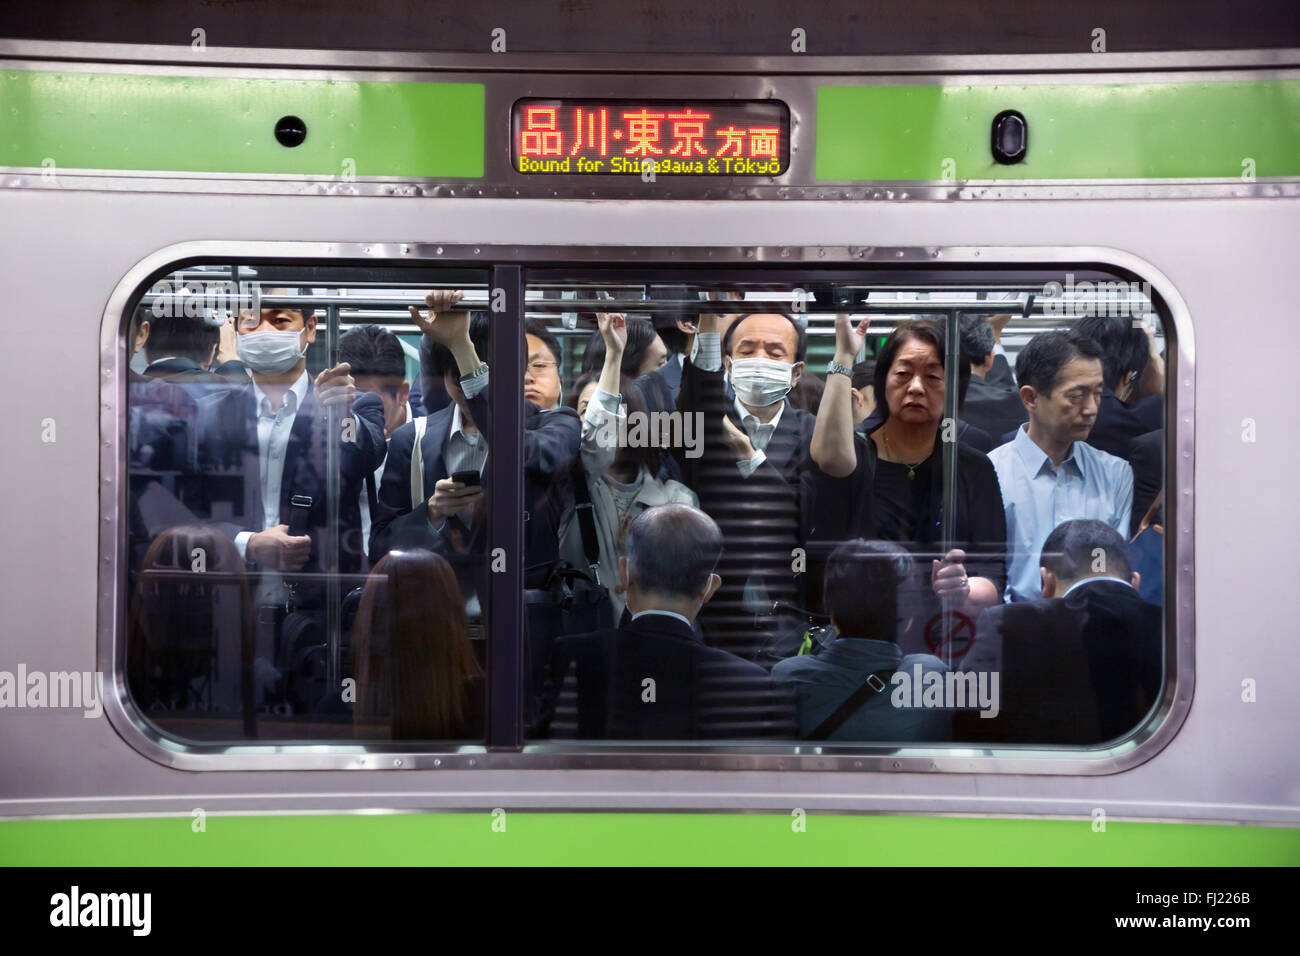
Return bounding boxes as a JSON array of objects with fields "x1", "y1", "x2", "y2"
[
  {"x1": 624, "y1": 504, "x2": 723, "y2": 598},
  {"x1": 580, "y1": 316, "x2": 658, "y2": 378},
  {"x1": 872, "y1": 319, "x2": 970, "y2": 421},
  {"x1": 1039, "y1": 519, "x2": 1132, "y2": 585},
  {"x1": 722, "y1": 312, "x2": 807, "y2": 364},
  {"x1": 823, "y1": 539, "x2": 915, "y2": 642},
  {"x1": 339, "y1": 324, "x2": 406, "y2": 380},
  {"x1": 1015, "y1": 330, "x2": 1103, "y2": 397},
  {"x1": 1073, "y1": 315, "x2": 1150, "y2": 392},
  {"x1": 959, "y1": 314, "x2": 996, "y2": 367},
  {"x1": 648, "y1": 284, "x2": 692, "y2": 355},
  {"x1": 851, "y1": 360, "x2": 876, "y2": 392},
  {"x1": 525, "y1": 319, "x2": 563, "y2": 369},
  {"x1": 420, "y1": 312, "x2": 491, "y2": 399},
  {"x1": 143, "y1": 313, "x2": 219, "y2": 364}
]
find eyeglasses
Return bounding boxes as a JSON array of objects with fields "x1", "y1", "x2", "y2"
[{"x1": 525, "y1": 360, "x2": 559, "y2": 375}]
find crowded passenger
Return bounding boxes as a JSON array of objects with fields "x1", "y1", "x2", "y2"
[
  {"x1": 188, "y1": 288, "x2": 387, "y2": 710},
  {"x1": 541, "y1": 504, "x2": 794, "y2": 739},
  {"x1": 558, "y1": 311, "x2": 699, "y2": 622},
  {"x1": 959, "y1": 313, "x2": 1028, "y2": 446},
  {"x1": 849, "y1": 360, "x2": 876, "y2": 425},
  {"x1": 673, "y1": 298, "x2": 816, "y2": 661},
  {"x1": 810, "y1": 314, "x2": 1007, "y2": 656},
  {"x1": 338, "y1": 323, "x2": 413, "y2": 559},
  {"x1": 127, "y1": 525, "x2": 255, "y2": 736},
  {"x1": 773, "y1": 540, "x2": 950, "y2": 742},
  {"x1": 955, "y1": 519, "x2": 1161, "y2": 744},
  {"x1": 352, "y1": 549, "x2": 484, "y2": 739},
  {"x1": 1072, "y1": 315, "x2": 1164, "y2": 460},
  {"x1": 987, "y1": 331, "x2": 1133, "y2": 603}
]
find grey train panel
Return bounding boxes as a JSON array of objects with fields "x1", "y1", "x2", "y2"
[{"x1": 0, "y1": 190, "x2": 1297, "y2": 823}]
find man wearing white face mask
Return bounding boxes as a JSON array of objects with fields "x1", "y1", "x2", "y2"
[
  {"x1": 192, "y1": 287, "x2": 387, "y2": 706},
  {"x1": 672, "y1": 299, "x2": 818, "y2": 663}
]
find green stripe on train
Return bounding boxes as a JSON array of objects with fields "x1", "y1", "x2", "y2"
[
  {"x1": 2, "y1": 815, "x2": 1297, "y2": 865},
  {"x1": 0, "y1": 71, "x2": 484, "y2": 177},
  {"x1": 816, "y1": 80, "x2": 1300, "y2": 181}
]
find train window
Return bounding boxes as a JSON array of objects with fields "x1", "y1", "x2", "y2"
[
  {"x1": 521, "y1": 277, "x2": 1167, "y2": 747},
  {"x1": 116, "y1": 255, "x2": 1171, "y2": 760},
  {"x1": 124, "y1": 265, "x2": 493, "y2": 745}
]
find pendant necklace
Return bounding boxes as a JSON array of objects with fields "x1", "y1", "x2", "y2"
[{"x1": 882, "y1": 427, "x2": 927, "y2": 480}]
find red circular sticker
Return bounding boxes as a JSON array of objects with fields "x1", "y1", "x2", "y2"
[{"x1": 924, "y1": 610, "x2": 976, "y2": 660}]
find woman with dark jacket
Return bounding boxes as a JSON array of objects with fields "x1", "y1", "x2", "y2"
[{"x1": 808, "y1": 316, "x2": 1006, "y2": 657}]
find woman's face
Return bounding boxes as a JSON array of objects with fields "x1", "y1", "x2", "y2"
[
  {"x1": 884, "y1": 336, "x2": 945, "y2": 428},
  {"x1": 576, "y1": 381, "x2": 599, "y2": 418},
  {"x1": 637, "y1": 333, "x2": 669, "y2": 377}
]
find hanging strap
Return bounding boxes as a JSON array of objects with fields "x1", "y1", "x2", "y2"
[
  {"x1": 808, "y1": 669, "x2": 898, "y2": 741},
  {"x1": 410, "y1": 415, "x2": 428, "y2": 511},
  {"x1": 571, "y1": 456, "x2": 602, "y2": 584}
]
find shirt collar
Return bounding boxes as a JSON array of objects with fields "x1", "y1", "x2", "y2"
[
  {"x1": 251, "y1": 368, "x2": 309, "y2": 417},
  {"x1": 734, "y1": 394, "x2": 785, "y2": 432},
  {"x1": 450, "y1": 401, "x2": 481, "y2": 443},
  {"x1": 1011, "y1": 423, "x2": 1085, "y2": 479},
  {"x1": 631, "y1": 609, "x2": 695, "y2": 631},
  {"x1": 1062, "y1": 576, "x2": 1134, "y2": 598}
]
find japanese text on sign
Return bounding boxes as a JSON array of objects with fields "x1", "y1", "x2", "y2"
[{"x1": 512, "y1": 99, "x2": 790, "y2": 175}]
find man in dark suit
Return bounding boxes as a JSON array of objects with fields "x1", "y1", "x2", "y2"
[
  {"x1": 959, "y1": 314, "x2": 1028, "y2": 446},
  {"x1": 1073, "y1": 315, "x2": 1164, "y2": 461},
  {"x1": 955, "y1": 519, "x2": 1162, "y2": 745},
  {"x1": 183, "y1": 291, "x2": 387, "y2": 709},
  {"x1": 1128, "y1": 428, "x2": 1163, "y2": 532},
  {"x1": 368, "y1": 292, "x2": 581, "y2": 718},
  {"x1": 369, "y1": 292, "x2": 581, "y2": 581},
  {"x1": 541, "y1": 504, "x2": 794, "y2": 739},
  {"x1": 673, "y1": 301, "x2": 817, "y2": 661}
]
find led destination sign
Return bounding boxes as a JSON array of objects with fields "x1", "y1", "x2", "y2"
[{"x1": 512, "y1": 99, "x2": 790, "y2": 176}]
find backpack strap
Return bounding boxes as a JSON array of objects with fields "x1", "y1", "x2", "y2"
[
  {"x1": 808, "y1": 669, "x2": 897, "y2": 741},
  {"x1": 570, "y1": 456, "x2": 602, "y2": 584},
  {"x1": 1132, "y1": 489, "x2": 1164, "y2": 541},
  {"x1": 410, "y1": 415, "x2": 428, "y2": 512}
]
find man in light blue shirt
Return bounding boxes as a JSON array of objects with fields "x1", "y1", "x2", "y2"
[{"x1": 988, "y1": 331, "x2": 1134, "y2": 603}]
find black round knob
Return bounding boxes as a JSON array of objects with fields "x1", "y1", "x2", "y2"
[
  {"x1": 274, "y1": 115, "x2": 307, "y2": 148},
  {"x1": 991, "y1": 110, "x2": 1027, "y2": 164}
]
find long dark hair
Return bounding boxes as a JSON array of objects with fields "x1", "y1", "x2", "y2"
[
  {"x1": 127, "y1": 525, "x2": 255, "y2": 735},
  {"x1": 568, "y1": 373, "x2": 667, "y2": 479},
  {"x1": 352, "y1": 549, "x2": 481, "y2": 739}
]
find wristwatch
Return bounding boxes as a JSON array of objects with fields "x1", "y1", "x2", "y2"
[{"x1": 826, "y1": 359, "x2": 853, "y2": 378}]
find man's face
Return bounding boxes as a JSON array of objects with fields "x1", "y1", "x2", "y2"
[
  {"x1": 236, "y1": 306, "x2": 316, "y2": 353},
  {"x1": 883, "y1": 337, "x2": 944, "y2": 427},
  {"x1": 1025, "y1": 357, "x2": 1104, "y2": 445},
  {"x1": 724, "y1": 314, "x2": 802, "y2": 386},
  {"x1": 354, "y1": 374, "x2": 410, "y2": 437},
  {"x1": 524, "y1": 333, "x2": 562, "y2": 408}
]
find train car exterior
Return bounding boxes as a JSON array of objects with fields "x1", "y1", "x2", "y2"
[{"x1": 1, "y1": 4, "x2": 1299, "y2": 865}]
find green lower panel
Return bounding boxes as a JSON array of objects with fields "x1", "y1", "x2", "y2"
[
  {"x1": 2, "y1": 814, "x2": 1296, "y2": 865},
  {"x1": 816, "y1": 80, "x2": 1300, "y2": 181},
  {"x1": 0, "y1": 71, "x2": 484, "y2": 177}
]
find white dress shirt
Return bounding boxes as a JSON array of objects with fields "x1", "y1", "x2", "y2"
[
  {"x1": 988, "y1": 424, "x2": 1134, "y2": 603},
  {"x1": 234, "y1": 369, "x2": 310, "y2": 559},
  {"x1": 358, "y1": 400, "x2": 413, "y2": 557}
]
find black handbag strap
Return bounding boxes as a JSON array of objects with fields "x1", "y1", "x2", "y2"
[
  {"x1": 571, "y1": 456, "x2": 603, "y2": 582},
  {"x1": 808, "y1": 669, "x2": 898, "y2": 741}
]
